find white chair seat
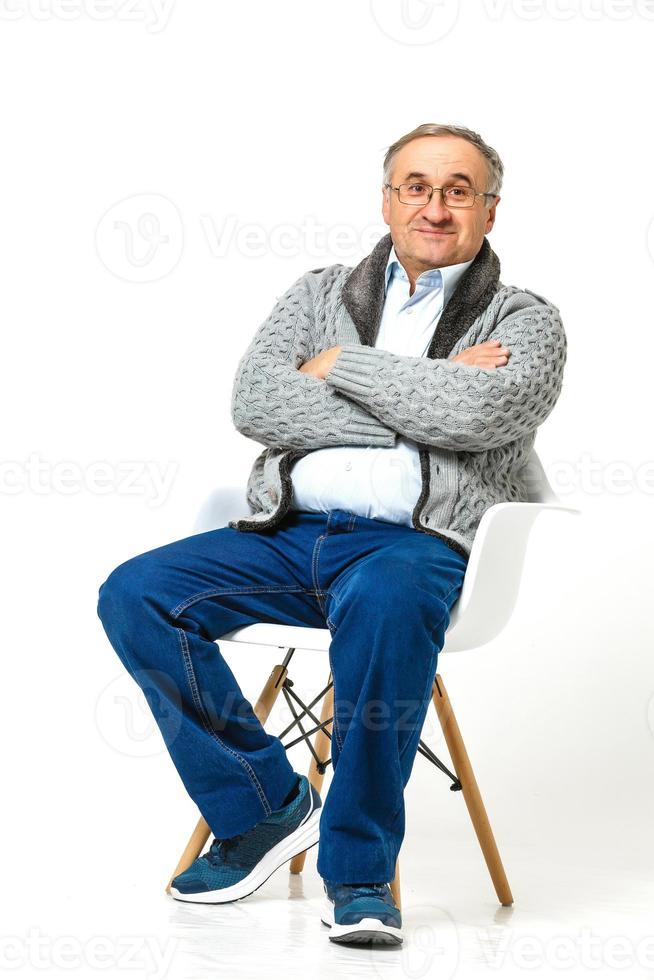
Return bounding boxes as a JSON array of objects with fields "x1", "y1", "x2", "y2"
[{"x1": 220, "y1": 622, "x2": 332, "y2": 652}]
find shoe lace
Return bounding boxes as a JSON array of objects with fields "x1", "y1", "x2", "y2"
[{"x1": 206, "y1": 833, "x2": 244, "y2": 865}]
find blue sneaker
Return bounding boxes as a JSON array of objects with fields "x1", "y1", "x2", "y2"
[
  {"x1": 170, "y1": 775, "x2": 321, "y2": 904},
  {"x1": 320, "y1": 879, "x2": 403, "y2": 945}
]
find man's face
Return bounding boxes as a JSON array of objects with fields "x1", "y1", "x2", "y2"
[{"x1": 381, "y1": 135, "x2": 499, "y2": 276}]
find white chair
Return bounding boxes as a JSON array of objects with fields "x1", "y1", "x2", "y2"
[{"x1": 167, "y1": 449, "x2": 580, "y2": 909}]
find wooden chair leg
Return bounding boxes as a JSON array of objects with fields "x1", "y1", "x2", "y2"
[
  {"x1": 389, "y1": 858, "x2": 401, "y2": 911},
  {"x1": 289, "y1": 675, "x2": 333, "y2": 874},
  {"x1": 432, "y1": 673, "x2": 514, "y2": 907},
  {"x1": 165, "y1": 661, "x2": 290, "y2": 892}
]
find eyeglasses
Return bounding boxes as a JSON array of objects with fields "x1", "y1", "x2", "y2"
[{"x1": 385, "y1": 181, "x2": 497, "y2": 209}]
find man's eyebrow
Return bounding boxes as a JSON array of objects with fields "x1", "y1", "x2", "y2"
[{"x1": 402, "y1": 170, "x2": 474, "y2": 186}]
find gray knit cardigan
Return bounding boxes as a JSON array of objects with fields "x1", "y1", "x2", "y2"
[{"x1": 229, "y1": 233, "x2": 567, "y2": 560}]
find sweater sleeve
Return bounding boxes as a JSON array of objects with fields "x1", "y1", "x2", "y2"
[
  {"x1": 323, "y1": 296, "x2": 567, "y2": 452},
  {"x1": 230, "y1": 270, "x2": 397, "y2": 451}
]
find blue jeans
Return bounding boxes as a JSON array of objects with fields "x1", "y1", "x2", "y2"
[{"x1": 96, "y1": 508, "x2": 468, "y2": 883}]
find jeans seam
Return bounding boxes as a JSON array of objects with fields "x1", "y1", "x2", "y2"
[
  {"x1": 311, "y1": 534, "x2": 328, "y2": 616},
  {"x1": 388, "y1": 597, "x2": 460, "y2": 837},
  {"x1": 176, "y1": 625, "x2": 272, "y2": 816},
  {"x1": 169, "y1": 585, "x2": 308, "y2": 619},
  {"x1": 327, "y1": 643, "x2": 344, "y2": 752},
  {"x1": 395, "y1": 580, "x2": 462, "y2": 767},
  {"x1": 325, "y1": 587, "x2": 339, "y2": 634},
  {"x1": 169, "y1": 581, "x2": 330, "y2": 816}
]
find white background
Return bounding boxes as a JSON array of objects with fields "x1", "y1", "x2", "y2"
[{"x1": 2, "y1": 1, "x2": 653, "y2": 977}]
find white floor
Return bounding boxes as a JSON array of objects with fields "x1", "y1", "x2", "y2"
[{"x1": 7, "y1": 818, "x2": 653, "y2": 979}]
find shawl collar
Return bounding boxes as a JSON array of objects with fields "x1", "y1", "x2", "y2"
[{"x1": 341, "y1": 232, "x2": 501, "y2": 359}]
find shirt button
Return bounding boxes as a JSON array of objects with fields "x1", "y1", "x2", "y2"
[{"x1": 345, "y1": 462, "x2": 352, "y2": 471}]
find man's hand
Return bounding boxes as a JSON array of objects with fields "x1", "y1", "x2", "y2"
[
  {"x1": 298, "y1": 345, "x2": 343, "y2": 380},
  {"x1": 450, "y1": 338, "x2": 510, "y2": 368},
  {"x1": 298, "y1": 340, "x2": 509, "y2": 377}
]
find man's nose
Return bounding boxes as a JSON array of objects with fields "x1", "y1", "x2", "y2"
[{"x1": 419, "y1": 191, "x2": 453, "y2": 223}]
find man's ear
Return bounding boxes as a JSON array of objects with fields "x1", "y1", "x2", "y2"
[
  {"x1": 381, "y1": 184, "x2": 391, "y2": 226},
  {"x1": 485, "y1": 195, "x2": 500, "y2": 234}
]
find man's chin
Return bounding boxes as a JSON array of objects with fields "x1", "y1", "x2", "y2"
[{"x1": 412, "y1": 231, "x2": 457, "y2": 261}]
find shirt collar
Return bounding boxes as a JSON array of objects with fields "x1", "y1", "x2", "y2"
[{"x1": 384, "y1": 242, "x2": 475, "y2": 307}]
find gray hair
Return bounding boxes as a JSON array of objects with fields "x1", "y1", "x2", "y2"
[{"x1": 382, "y1": 123, "x2": 504, "y2": 198}]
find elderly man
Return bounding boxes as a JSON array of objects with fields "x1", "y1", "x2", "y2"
[{"x1": 97, "y1": 123, "x2": 566, "y2": 947}]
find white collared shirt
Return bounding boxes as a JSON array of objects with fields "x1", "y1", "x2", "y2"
[{"x1": 289, "y1": 244, "x2": 475, "y2": 525}]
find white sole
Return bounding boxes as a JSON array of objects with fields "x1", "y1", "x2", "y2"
[
  {"x1": 321, "y1": 899, "x2": 404, "y2": 945},
  {"x1": 170, "y1": 797, "x2": 321, "y2": 904}
]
